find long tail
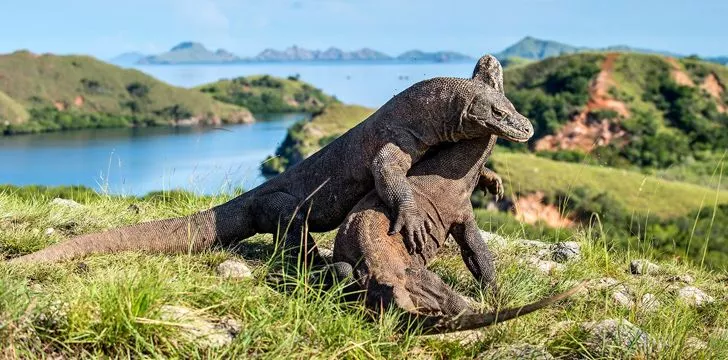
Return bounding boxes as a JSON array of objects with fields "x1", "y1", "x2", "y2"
[
  {"x1": 419, "y1": 281, "x2": 587, "y2": 334},
  {"x1": 8, "y1": 197, "x2": 252, "y2": 264}
]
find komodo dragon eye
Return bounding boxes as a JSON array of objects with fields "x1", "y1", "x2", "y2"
[{"x1": 492, "y1": 107, "x2": 507, "y2": 119}]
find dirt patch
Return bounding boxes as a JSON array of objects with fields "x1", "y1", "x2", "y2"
[
  {"x1": 701, "y1": 73, "x2": 726, "y2": 113},
  {"x1": 53, "y1": 101, "x2": 66, "y2": 111},
  {"x1": 666, "y1": 57, "x2": 695, "y2": 87},
  {"x1": 514, "y1": 191, "x2": 574, "y2": 229},
  {"x1": 535, "y1": 53, "x2": 629, "y2": 152},
  {"x1": 73, "y1": 95, "x2": 84, "y2": 107}
]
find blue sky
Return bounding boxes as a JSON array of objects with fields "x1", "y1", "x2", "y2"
[{"x1": 2, "y1": 0, "x2": 727, "y2": 58}]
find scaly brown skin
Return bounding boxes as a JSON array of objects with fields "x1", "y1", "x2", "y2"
[
  {"x1": 9, "y1": 54, "x2": 533, "y2": 266},
  {"x1": 330, "y1": 64, "x2": 582, "y2": 333}
]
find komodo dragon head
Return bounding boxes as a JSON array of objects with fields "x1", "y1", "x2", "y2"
[{"x1": 462, "y1": 54, "x2": 534, "y2": 143}]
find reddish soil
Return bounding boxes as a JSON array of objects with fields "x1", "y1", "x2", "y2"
[
  {"x1": 514, "y1": 191, "x2": 574, "y2": 228},
  {"x1": 74, "y1": 95, "x2": 84, "y2": 107},
  {"x1": 535, "y1": 53, "x2": 629, "y2": 152},
  {"x1": 701, "y1": 73, "x2": 726, "y2": 113},
  {"x1": 666, "y1": 57, "x2": 696, "y2": 86}
]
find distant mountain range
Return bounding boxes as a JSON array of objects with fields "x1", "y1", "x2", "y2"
[
  {"x1": 113, "y1": 37, "x2": 727, "y2": 66},
  {"x1": 126, "y1": 42, "x2": 474, "y2": 65}
]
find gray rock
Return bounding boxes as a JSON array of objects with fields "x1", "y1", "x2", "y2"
[
  {"x1": 159, "y1": 305, "x2": 239, "y2": 348},
  {"x1": 551, "y1": 241, "x2": 581, "y2": 262},
  {"x1": 216, "y1": 260, "x2": 252, "y2": 279},
  {"x1": 50, "y1": 198, "x2": 81, "y2": 208},
  {"x1": 612, "y1": 291, "x2": 634, "y2": 308},
  {"x1": 477, "y1": 343, "x2": 554, "y2": 360},
  {"x1": 589, "y1": 277, "x2": 621, "y2": 291},
  {"x1": 580, "y1": 319, "x2": 653, "y2": 356},
  {"x1": 479, "y1": 230, "x2": 507, "y2": 247},
  {"x1": 629, "y1": 259, "x2": 661, "y2": 275},
  {"x1": 640, "y1": 293, "x2": 660, "y2": 313},
  {"x1": 684, "y1": 337, "x2": 708, "y2": 354},
  {"x1": 425, "y1": 329, "x2": 483, "y2": 346},
  {"x1": 677, "y1": 286, "x2": 715, "y2": 307},
  {"x1": 527, "y1": 257, "x2": 564, "y2": 274},
  {"x1": 519, "y1": 239, "x2": 550, "y2": 250},
  {"x1": 44, "y1": 227, "x2": 55, "y2": 236}
]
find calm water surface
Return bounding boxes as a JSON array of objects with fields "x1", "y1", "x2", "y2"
[{"x1": 2, "y1": 62, "x2": 475, "y2": 195}]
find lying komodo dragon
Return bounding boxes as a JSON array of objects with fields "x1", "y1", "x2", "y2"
[
  {"x1": 330, "y1": 66, "x2": 583, "y2": 333},
  {"x1": 10, "y1": 54, "x2": 534, "y2": 266},
  {"x1": 332, "y1": 138, "x2": 585, "y2": 333}
]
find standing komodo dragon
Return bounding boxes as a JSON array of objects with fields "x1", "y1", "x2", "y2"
[
  {"x1": 330, "y1": 62, "x2": 583, "y2": 333},
  {"x1": 10, "y1": 55, "x2": 534, "y2": 266}
]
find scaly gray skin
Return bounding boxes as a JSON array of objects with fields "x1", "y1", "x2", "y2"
[
  {"x1": 9, "y1": 55, "x2": 533, "y2": 265},
  {"x1": 330, "y1": 62, "x2": 581, "y2": 333}
]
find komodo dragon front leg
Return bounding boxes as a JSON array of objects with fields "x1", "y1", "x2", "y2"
[
  {"x1": 478, "y1": 166, "x2": 504, "y2": 202},
  {"x1": 372, "y1": 141, "x2": 433, "y2": 254}
]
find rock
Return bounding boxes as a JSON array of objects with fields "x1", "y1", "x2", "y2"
[
  {"x1": 580, "y1": 319, "x2": 653, "y2": 356},
  {"x1": 216, "y1": 260, "x2": 252, "y2": 279},
  {"x1": 612, "y1": 291, "x2": 634, "y2": 308},
  {"x1": 519, "y1": 239, "x2": 550, "y2": 250},
  {"x1": 684, "y1": 337, "x2": 708, "y2": 354},
  {"x1": 424, "y1": 329, "x2": 483, "y2": 346},
  {"x1": 159, "y1": 305, "x2": 239, "y2": 348},
  {"x1": 639, "y1": 293, "x2": 660, "y2": 313},
  {"x1": 127, "y1": 204, "x2": 141, "y2": 214},
  {"x1": 713, "y1": 328, "x2": 728, "y2": 341},
  {"x1": 589, "y1": 277, "x2": 620, "y2": 291},
  {"x1": 479, "y1": 231, "x2": 507, "y2": 247},
  {"x1": 50, "y1": 198, "x2": 81, "y2": 208},
  {"x1": 527, "y1": 257, "x2": 564, "y2": 274},
  {"x1": 629, "y1": 259, "x2": 660, "y2": 275},
  {"x1": 677, "y1": 286, "x2": 714, "y2": 307},
  {"x1": 667, "y1": 274, "x2": 695, "y2": 284},
  {"x1": 477, "y1": 343, "x2": 554, "y2": 360},
  {"x1": 551, "y1": 241, "x2": 581, "y2": 263},
  {"x1": 44, "y1": 228, "x2": 55, "y2": 236}
]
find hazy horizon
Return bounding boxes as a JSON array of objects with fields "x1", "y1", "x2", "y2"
[{"x1": 2, "y1": 0, "x2": 727, "y2": 59}]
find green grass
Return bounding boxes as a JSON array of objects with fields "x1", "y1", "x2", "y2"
[
  {"x1": 1, "y1": 186, "x2": 727, "y2": 358},
  {"x1": 492, "y1": 152, "x2": 728, "y2": 220}
]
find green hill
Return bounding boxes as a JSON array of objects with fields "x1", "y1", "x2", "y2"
[
  {"x1": 196, "y1": 74, "x2": 339, "y2": 114},
  {"x1": 0, "y1": 51, "x2": 253, "y2": 135},
  {"x1": 495, "y1": 36, "x2": 585, "y2": 60},
  {"x1": 501, "y1": 52, "x2": 728, "y2": 170}
]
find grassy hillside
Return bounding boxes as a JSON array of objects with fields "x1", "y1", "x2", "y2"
[
  {"x1": 1, "y1": 186, "x2": 727, "y2": 358},
  {"x1": 502, "y1": 52, "x2": 728, "y2": 170},
  {"x1": 261, "y1": 103, "x2": 374, "y2": 176},
  {"x1": 197, "y1": 74, "x2": 338, "y2": 114},
  {"x1": 0, "y1": 51, "x2": 253, "y2": 135},
  {"x1": 0, "y1": 90, "x2": 28, "y2": 124}
]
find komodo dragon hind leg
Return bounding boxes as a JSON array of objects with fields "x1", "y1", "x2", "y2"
[{"x1": 257, "y1": 192, "x2": 323, "y2": 268}]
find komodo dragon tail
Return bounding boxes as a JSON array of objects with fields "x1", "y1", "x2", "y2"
[
  {"x1": 8, "y1": 199, "x2": 251, "y2": 264},
  {"x1": 419, "y1": 281, "x2": 587, "y2": 334}
]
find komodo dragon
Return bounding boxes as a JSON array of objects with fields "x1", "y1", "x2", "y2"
[
  {"x1": 10, "y1": 55, "x2": 534, "y2": 266},
  {"x1": 331, "y1": 140, "x2": 584, "y2": 333},
  {"x1": 329, "y1": 68, "x2": 582, "y2": 333}
]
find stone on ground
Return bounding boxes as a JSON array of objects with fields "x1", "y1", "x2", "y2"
[
  {"x1": 551, "y1": 241, "x2": 581, "y2": 263},
  {"x1": 216, "y1": 259, "x2": 253, "y2": 279},
  {"x1": 580, "y1": 318, "x2": 653, "y2": 356},
  {"x1": 50, "y1": 198, "x2": 82, "y2": 208},
  {"x1": 629, "y1": 259, "x2": 661, "y2": 275},
  {"x1": 477, "y1": 343, "x2": 554, "y2": 360},
  {"x1": 676, "y1": 286, "x2": 715, "y2": 307}
]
